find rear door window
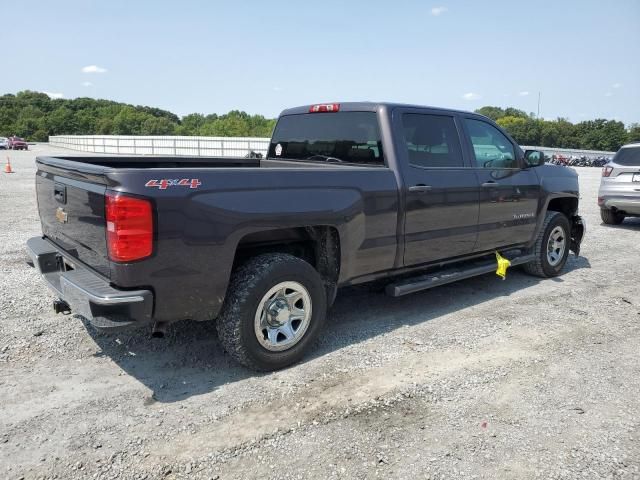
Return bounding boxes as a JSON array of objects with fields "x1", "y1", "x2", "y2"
[
  {"x1": 401, "y1": 114, "x2": 464, "y2": 168},
  {"x1": 268, "y1": 112, "x2": 384, "y2": 166}
]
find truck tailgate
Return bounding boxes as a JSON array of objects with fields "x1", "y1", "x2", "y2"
[{"x1": 35, "y1": 164, "x2": 110, "y2": 278}]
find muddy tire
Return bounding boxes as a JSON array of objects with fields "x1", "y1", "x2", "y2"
[
  {"x1": 217, "y1": 253, "x2": 327, "y2": 371},
  {"x1": 600, "y1": 208, "x2": 625, "y2": 225},
  {"x1": 523, "y1": 211, "x2": 571, "y2": 278}
]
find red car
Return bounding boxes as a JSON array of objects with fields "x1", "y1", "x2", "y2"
[{"x1": 8, "y1": 136, "x2": 28, "y2": 150}]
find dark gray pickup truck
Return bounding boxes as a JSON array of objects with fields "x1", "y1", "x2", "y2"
[{"x1": 27, "y1": 102, "x2": 585, "y2": 370}]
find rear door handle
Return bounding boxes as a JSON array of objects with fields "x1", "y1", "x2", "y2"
[
  {"x1": 481, "y1": 181, "x2": 498, "y2": 188},
  {"x1": 409, "y1": 184, "x2": 432, "y2": 193}
]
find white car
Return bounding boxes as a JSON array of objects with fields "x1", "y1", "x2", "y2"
[
  {"x1": 598, "y1": 142, "x2": 640, "y2": 224},
  {"x1": 0, "y1": 137, "x2": 8, "y2": 150}
]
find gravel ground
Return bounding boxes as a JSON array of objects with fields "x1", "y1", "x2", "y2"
[{"x1": 1, "y1": 145, "x2": 639, "y2": 480}]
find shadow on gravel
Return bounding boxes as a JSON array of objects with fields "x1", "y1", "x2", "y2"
[
  {"x1": 311, "y1": 254, "x2": 591, "y2": 360},
  {"x1": 83, "y1": 318, "x2": 258, "y2": 404},
  {"x1": 83, "y1": 254, "x2": 591, "y2": 404},
  {"x1": 599, "y1": 217, "x2": 640, "y2": 231}
]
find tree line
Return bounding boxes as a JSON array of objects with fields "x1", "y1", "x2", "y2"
[
  {"x1": 1, "y1": 91, "x2": 638, "y2": 151},
  {"x1": 0, "y1": 91, "x2": 276, "y2": 141},
  {"x1": 475, "y1": 106, "x2": 640, "y2": 152}
]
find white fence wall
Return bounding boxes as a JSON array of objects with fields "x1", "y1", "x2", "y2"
[
  {"x1": 49, "y1": 135, "x2": 271, "y2": 157},
  {"x1": 521, "y1": 145, "x2": 615, "y2": 158},
  {"x1": 49, "y1": 136, "x2": 616, "y2": 160}
]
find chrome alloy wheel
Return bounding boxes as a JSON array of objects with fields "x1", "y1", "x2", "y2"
[
  {"x1": 254, "y1": 281, "x2": 312, "y2": 352},
  {"x1": 546, "y1": 225, "x2": 566, "y2": 266}
]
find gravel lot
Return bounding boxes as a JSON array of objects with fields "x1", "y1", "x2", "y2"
[{"x1": 1, "y1": 145, "x2": 639, "y2": 480}]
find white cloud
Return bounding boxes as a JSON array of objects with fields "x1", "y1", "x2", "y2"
[
  {"x1": 81, "y1": 65, "x2": 107, "y2": 73},
  {"x1": 612, "y1": 83, "x2": 622, "y2": 89},
  {"x1": 462, "y1": 92, "x2": 481, "y2": 100},
  {"x1": 43, "y1": 91, "x2": 64, "y2": 99},
  {"x1": 81, "y1": 81, "x2": 93, "y2": 87},
  {"x1": 604, "y1": 92, "x2": 613, "y2": 97},
  {"x1": 518, "y1": 91, "x2": 530, "y2": 96},
  {"x1": 272, "y1": 86, "x2": 283, "y2": 92},
  {"x1": 431, "y1": 6, "x2": 448, "y2": 16}
]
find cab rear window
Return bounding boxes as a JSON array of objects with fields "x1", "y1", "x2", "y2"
[
  {"x1": 613, "y1": 147, "x2": 640, "y2": 166},
  {"x1": 268, "y1": 112, "x2": 384, "y2": 166}
]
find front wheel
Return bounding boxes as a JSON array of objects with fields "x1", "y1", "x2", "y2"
[
  {"x1": 523, "y1": 211, "x2": 571, "y2": 278},
  {"x1": 217, "y1": 253, "x2": 327, "y2": 371}
]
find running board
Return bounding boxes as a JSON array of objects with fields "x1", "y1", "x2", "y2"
[{"x1": 385, "y1": 254, "x2": 536, "y2": 297}]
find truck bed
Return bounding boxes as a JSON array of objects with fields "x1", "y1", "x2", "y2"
[
  {"x1": 47, "y1": 155, "x2": 261, "y2": 169},
  {"x1": 33, "y1": 153, "x2": 399, "y2": 323},
  {"x1": 40, "y1": 155, "x2": 370, "y2": 170}
]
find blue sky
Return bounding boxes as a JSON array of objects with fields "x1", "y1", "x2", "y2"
[{"x1": 2, "y1": 0, "x2": 639, "y2": 124}]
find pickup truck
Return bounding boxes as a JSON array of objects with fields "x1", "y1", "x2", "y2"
[
  {"x1": 8, "y1": 136, "x2": 28, "y2": 150},
  {"x1": 27, "y1": 102, "x2": 585, "y2": 371}
]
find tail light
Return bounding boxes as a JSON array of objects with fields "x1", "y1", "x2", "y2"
[
  {"x1": 309, "y1": 103, "x2": 340, "y2": 113},
  {"x1": 105, "y1": 192, "x2": 153, "y2": 262},
  {"x1": 602, "y1": 166, "x2": 613, "y2": 177}
]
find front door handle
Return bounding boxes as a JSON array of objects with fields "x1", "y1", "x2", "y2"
[
  {"x1": 409, "y1": 184, "x2": 432, "y2": 193},
  {"x1": 481, "y1": 181, "x2": 498, "y2": 188}
]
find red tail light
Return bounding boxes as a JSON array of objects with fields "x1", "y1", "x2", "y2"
[
  {"x1": 602, "y1": 166, "x2": 613, "y2": 177},
  {"x1": 309, "y1": 103, "x2": 340, "y2": 113},
  {"x1": 105, "y1": 192, "x2": 153, "y2": 262}
]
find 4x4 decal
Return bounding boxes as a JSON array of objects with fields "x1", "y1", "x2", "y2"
[{"x1": 145, "y1": 179, "x2": 202, "y2": 190}]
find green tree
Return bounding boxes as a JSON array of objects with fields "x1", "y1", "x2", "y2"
[
  {"x1": 503, "y1": 107, "x2": 529, "y2": 119},
  {"x1": 626, "y1": 123, "x2": 640, "y2": 143},
  {"x1": 111, "y1": 107, "x2": 152, "y2": 135},
  {"x1": 539, "y1": 121, "x2": 560, "y2": 147},
  {"x1": 1, "y1": 91, "x2": 635, "y2": 149},
  {"x1": 496, "y1": 116, "x2": 540, "y2": 145},
  {"x1": 475, "y1": 106, "x2": 506, "y2": 121},
  {"x1": 576, "y1": 119, "x2": 627, "y2": 151},
  {"x1": 140, "y1": 117, "x2": 176, "y2": 135},
  {"x1": 178, "y1": 113, "x2": 207, "y2": 135},
  {"x1": 46, "y1": 106, "x2": 78, "y2": 135},
  {"x1": 553, "y1": 118, "x2": 579, "y2": 148}
]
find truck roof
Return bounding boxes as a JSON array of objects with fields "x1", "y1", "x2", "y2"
[{"x1": 280, "y1": 102, "x2": 479, "y2": 117}]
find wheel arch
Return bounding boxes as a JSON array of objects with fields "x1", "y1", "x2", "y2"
[
  {"x1": 233, "y1": 226, "x2": 341, "y2": 306},
  {"x1": 532, "y1": 194, "x2": 584, "y2": 255},
  {"x1": 546, "y1": 196, "x2": 579, "y2": 218}
]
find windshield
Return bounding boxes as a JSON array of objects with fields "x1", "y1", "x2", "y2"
[
  {"x1": 613, "y1": 147, "x2": 640, "y2": 166},
  {"x1": 268, "y1": 112, "x2": 384, "y2": 166}
]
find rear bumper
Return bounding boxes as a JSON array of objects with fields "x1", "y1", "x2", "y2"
[
  {"x1": 599, "y1": 196, "x2": 640, "y2": 215},
  {"x1": 26, "y1": 236, "x2": 153, "y2": 331}
]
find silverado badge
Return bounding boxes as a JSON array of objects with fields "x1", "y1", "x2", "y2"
[{"x1": 55, "y1": 207, "x2": 68, "y2": 224}]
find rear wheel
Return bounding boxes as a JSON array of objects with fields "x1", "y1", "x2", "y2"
[
  {"x1": 600, "y1": 208, "x2": 625, "y2": 225},
  {"x1": 523, "y1": 211, "x2": 571, "y2": 278},
  {"x1": 217, "y1": 253, "x2": 327, "y2": 371}
]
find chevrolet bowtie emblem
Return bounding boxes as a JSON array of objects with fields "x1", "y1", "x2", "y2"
[{"x1": 56, "y1": 207, "x2": 68, "y2": 224}]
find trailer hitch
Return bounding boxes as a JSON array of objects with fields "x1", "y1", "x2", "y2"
[{"x1": 53, "y1": 299, "x2": 71, "y2": 315}]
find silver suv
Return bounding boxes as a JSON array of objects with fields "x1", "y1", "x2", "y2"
[{"x1": 598, "y1": 142, "x2": 640, "y2": 224}]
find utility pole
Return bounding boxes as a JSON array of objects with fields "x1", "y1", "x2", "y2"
[{"x1": 537, "y1": 92, "x2": 541, "y2": 119}]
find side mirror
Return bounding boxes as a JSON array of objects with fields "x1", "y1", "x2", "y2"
[{"x1": 524, "y1": 150, "x2": 545, "y2": 167}]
